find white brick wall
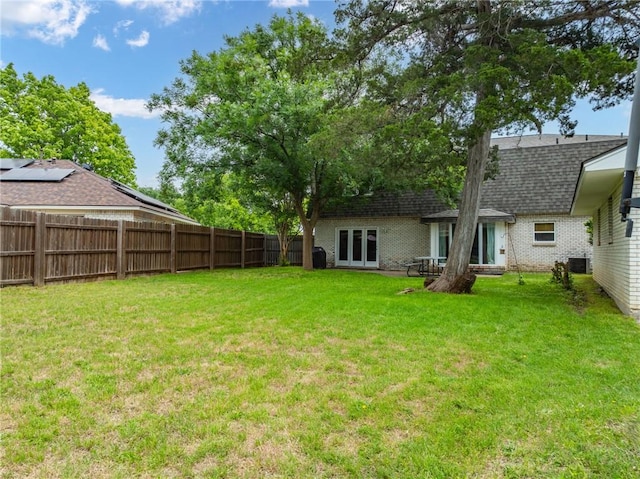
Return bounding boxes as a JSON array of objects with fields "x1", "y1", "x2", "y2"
[
  {"x1": 85, "y1": 211, "x2": 136, "y2": 221},
  {"x1": 317, "y1": 213, "x2": 593, "y2": 274},
  {"x1": 315, "y1": 217, "x2": 431, "y2": 270},
  {"x1": 506, "y1": 214, "x2": 592, "y2": 272},
  {"x1": 592, "y1": 180, "x2": 640, "y2": 320}
]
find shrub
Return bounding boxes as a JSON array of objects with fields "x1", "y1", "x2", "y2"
[{"x1": 551, "y1": 261, "x2": 573, "y2": 290}]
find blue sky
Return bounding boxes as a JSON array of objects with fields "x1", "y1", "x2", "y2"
[{"x1": 0, "y1": 0, "x2": 634, "y2": 187}]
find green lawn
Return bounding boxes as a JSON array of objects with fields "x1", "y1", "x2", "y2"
[{"x1": 1, "y1": 269, "x2": 639, "y2": 478}]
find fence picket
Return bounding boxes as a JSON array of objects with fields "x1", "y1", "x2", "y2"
[{"x1": 0, "y1": 206, "x2": 303, "y2": 287}]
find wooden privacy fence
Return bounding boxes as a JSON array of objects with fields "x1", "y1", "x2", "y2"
[{"x1": 0, "y1": 207, "x2": 302, "y2": 287}]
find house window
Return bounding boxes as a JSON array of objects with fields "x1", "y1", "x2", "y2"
[
  {"x1": 534, "y1": 223, "x2": 555, "y2": 243},
  {"x1": 335, "y1": 228, "x2": 378, "y2": 268},
  {"x1": 597, "y1": 209, "x2": 601, "y2": 246},
  {"x1": 438, "y1": 223, "x2": 450, "y2": 259}
]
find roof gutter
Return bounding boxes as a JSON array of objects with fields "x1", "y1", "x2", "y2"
[{"x1": 620, "y1": 39, "x2": 640, "y2": 237}]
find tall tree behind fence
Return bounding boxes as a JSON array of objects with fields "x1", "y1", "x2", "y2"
[{"x1": 0, "y1": 207, "x2": 302, "y2": 287}]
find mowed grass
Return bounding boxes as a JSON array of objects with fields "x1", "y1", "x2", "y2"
[{"x1": 1, "y1": 269, "x2": 639, "y2": 478}]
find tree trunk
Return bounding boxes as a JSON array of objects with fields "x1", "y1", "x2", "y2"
[
  {"x1": 276, "y1": 224, "x2": 291, "y2": 266},
  {"x1": 279, "y1": 240, "x2": 290, "y2": 266},
  {"x1": 293, "y1": 198, "x2": 319, "y2": 271},
  {"x1": 428, "y1": 129, "x2": 492, "y2": 293},
  {"x1": 301, "y1": 222, "x2": 314, "y2": 270}
]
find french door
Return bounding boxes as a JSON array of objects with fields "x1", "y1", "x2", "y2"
[
  {"x1": 336, "y1": 228, "x2": 378, "y2": 268},
  {"x1": 433, "y1": 222, "x2": 504, "y2": 266}
]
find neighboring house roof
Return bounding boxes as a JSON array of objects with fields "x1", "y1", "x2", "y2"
[
  {"x1": 0, "y1": 159, "x2": 198, "y2": 224},
  {"x1": 321, "y1": 136, "x2": 627, "y2": 219},
  {"x1": 481, "y1": 138, "x2": 627, "y2": 215},
  {"x1": 571, "y1": 144, "x2": 630, "y2": 215}
]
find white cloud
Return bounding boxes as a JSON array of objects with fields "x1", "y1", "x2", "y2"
[
  {"x1": 0, "y1": 0, "x2": 92, "y2": 45},
  {"x1": 92, "y1": 34, "x2": 110, "y2": 51},
  {"x1": 126, "y1": 30, "x2": 149, "y2": 47},
  {"x1": 115, "y1": 0, "x2": 201, "y2": 25},
  {"x1": 90, "y1": 88, "x2": 160, "y2": 119},
  {"x1": 113, "y1": 19, "x2": 134, "y2": 36},
  {"x1": 268, "y1": 0, "x2": 309, "y2": 7}
]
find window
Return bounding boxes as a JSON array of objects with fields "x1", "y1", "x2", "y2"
[
  {"x1": 438, "y1": 223, "x2": 450, "y2": 259},
  {"x1": 534, "y1": 223, "x2": 555, "y2": 243},
  {"x1": 597, "y1": 209, "x2": 601, "y2": 246},
  {"x1": 436, "y1": 222, "x2": 497, "y2": 265}
]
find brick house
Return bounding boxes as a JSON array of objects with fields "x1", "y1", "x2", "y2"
[
  {"x1": 315, "y1": 135, "x2": 627, "y2": 274},
  {"x1": 0, "y1": 158, "x2": 198, "y2": 225},
  {"x1": 572, "y1": 144, "x2": 639, "y2": 320}
]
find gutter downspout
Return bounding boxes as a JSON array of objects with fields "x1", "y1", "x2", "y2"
[{"x1": 620, "y1": 39, "x2": 640, "y2": 237}]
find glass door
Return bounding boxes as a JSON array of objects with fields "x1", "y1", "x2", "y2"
[
  {"x1": 336, "y1": 228, "x2": 378, "y2": 268},
  {"x1": 434, "y1": 222, "x2": 497, "y2": 265}
]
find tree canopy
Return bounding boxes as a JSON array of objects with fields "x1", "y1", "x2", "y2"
[
  {"x1": 149, "y1": 12, "x2": 383, "y2": 269},
  {"x1": 165, "y1": 173, "x2": 277, "y2": 234},
  {"x1": 337, "y1": 0, "x2": 640, "y2": 292},
  {"x1": 0, "y1": 64, "x2": 136, "y2": 185}
]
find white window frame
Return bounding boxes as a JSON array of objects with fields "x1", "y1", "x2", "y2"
[
  {"x1": 430, "y1": 222, "x2": 506, "y2": 266},
  {"x1": 533, "y1": 222, "x2": 556, "y2": 244},
  {"x1": 335, "y1": 227, "x2": 379, "y2": 268}
]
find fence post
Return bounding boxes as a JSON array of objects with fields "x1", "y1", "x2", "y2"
[
  {"x1": 263, "y1": 234, "x2": 267, "y2": 267},
  {"x1": 210, "y1": 227, "x2": 216, "y2": 270},
  {"x1": 241, "y1": 230, "x2": 246, "y2": 269},
  {"x1": 170, "y1": 224, "x2": 177, "y2": 274},
  {"x1": 33, "y1": 212, "x2": 46, "y2": 286},
  {"x1": 117, "y1": 220, "x2": 125, "y2": 280}
]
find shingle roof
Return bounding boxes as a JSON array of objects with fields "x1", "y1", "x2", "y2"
[
  {"x1": 0, "y1": 159, "x2": 197, "y2": 224},
  {"x1": 491, "y1": 134, "x2": 625, "y2": 150},
  {"x1": 481, "y1": 139, "x2": 627, "y2": 214},
  {"x1": 321, "y1": 137, "x2": 628, "y2": 219},
  {"x1": 321, "y1": 190, "x2": 448, "y2": 218}
]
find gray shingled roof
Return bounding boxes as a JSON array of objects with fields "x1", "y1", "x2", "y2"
[
  {"x1": 481, "y1": 139, "x2": 627, "y2": 214},
  {"x1": 491, "y1": 134, "x2": 625, "y2": 150},
  {"x1": 321, "y1": 190, "x2": 448, "y2": 218},
  {"x1": 321, "y1": 137, "x2": 627, "y2": 219}
]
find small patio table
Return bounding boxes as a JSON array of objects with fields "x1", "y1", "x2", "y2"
[{"x1": 407, "y1": 256, "x2": 446, "y2": 277}]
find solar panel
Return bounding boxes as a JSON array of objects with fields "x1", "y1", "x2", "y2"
[
  {"x1": 0, "y1": 159, "x2": 35, "y2": 170},
  {"x1": 110, "y1": 179, "x2": 182, "y2": 214},
  {"x1": 0, "y1": 168, "x2": 75, "y2": 182}
]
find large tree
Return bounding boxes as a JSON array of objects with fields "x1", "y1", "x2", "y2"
[
  {"x1": 337, "y1": 0, "x2": 640, "y2": 292},
  {"x1": 0, "y1": 64, "x2": 136, "y2": 185},
  {"x1": 149, "y1": 13, "x2": 376, "y2": 269}
]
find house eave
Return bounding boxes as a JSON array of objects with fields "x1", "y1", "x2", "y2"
[
  {"x1": 571, "y1": 169, "x2": 625, "y2": 215},
  {"x1": 421, "y1": 209, "x2": 516, "y2": 224},
  {"x1": 571, "y1": 145, "x2": 629, "y2": 216},
  {"x1": 4, "y1": 204, "x2": 200, "y2": 225}
]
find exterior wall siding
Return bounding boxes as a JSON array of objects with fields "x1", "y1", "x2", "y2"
[
  {"x1": 506, "y1": 214, "x2": 592, "y2": 272},
  {"x1": 592, "y1": 180, "x2": 640, "y2": 320},
  {"x1": 317, "y1": 214, "x2": 593, "y2": 273},
  {"x1": 7, "y1": 207, "x2": 180, "y2": 224},
  {"x1": 315, "y1": 217, "x2": 431, "y2": 270},
  {"x1": 84, "y1": 211, "x2": 136, "y2": 221}
]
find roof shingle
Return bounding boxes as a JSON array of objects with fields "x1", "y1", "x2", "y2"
[
  {"x1": 0, "y1": 159, "x2": 196, "y2": 224},
  {"x1": 481, "y1": 139, "x2": 627, "y2": 214},
  {"x1": 321, "y1": 137, "x2": 628, "y2": 218}
]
